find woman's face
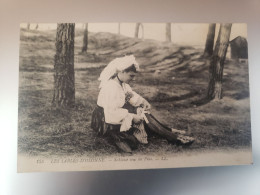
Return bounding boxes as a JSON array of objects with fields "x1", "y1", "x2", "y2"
[{"x1": 119, "y1": 71, "x2": 136, "y2": 83}]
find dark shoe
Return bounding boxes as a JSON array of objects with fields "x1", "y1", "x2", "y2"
[{"x1": 115, "y1": 141, "x2": 132, "y2": 153}]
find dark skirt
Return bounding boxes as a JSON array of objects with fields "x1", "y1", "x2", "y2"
[
  {"x1": 91, "y1": 104, "x2": 136, "y2": 135},
  {"x1": 91, "y1": 105, "x2": 139, "y2": 152},
  {"x1": 91, "y1": 105, "x2": 109, "y2": 136}
]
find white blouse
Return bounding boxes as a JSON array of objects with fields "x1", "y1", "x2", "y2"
[{"x1": 97, "y1": 79, "x2": 144, "y2": 132}]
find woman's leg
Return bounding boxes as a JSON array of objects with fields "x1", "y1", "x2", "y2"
[
  {"x1": 144, "y1": 114, "x2": 194, "y2": 145},
  {"x1": 144, "y1": 114, "x2": 178, "y2": 143}
]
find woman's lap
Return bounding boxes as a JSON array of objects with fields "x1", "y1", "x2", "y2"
[{"x1": 91, "y1": 105, "x2": 139, "y2": 152}]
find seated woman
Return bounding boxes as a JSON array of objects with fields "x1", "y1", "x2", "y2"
[{"x1": 91, "y1": 55, "x2": 193, "y2": 153}]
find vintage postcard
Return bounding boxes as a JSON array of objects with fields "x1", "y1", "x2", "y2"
[{"x1": 18, "y1": 23, "x2": 252, "y2": 172}]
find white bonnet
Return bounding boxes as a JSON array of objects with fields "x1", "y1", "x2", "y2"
[{"x1": 98, "y1": 55, "x2": 139, "y2": 88}]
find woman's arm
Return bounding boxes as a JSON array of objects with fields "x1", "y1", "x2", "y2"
[
  {"x1": 98, "y1": 81, "x2": 144, "y2": 131},
  {"x1": 125, "y1": 84, "x2": 151, "y2": 111}
]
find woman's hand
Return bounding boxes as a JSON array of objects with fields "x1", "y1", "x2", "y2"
[
  {"x1": 142, "y1": 99, "x2": 151, "y2": 111},
  {"x1": 133, "y1": 114, "x2": 143, "y2": 124}
]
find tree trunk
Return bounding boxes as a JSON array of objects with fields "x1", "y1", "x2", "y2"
[
  {"x1": 35, "y1": 24, "x2": 39, "y2": 30},
  {"x1": 204, "y1": 23, "x2": 216, "y2": 57},
  {"x1": 53, "y1": 23, "x2": 75, "y2": 107},
  {"x1": 166, "y1": 23, "x2": 171, "y2": 42},
  {"x1": 140, "y1": 23, "x2": 144, "y2": 40},
  {"x1": 207, "y1": 23, "x2": 232, "y2": 100},
  {"x1": 118, "y1": 23, "x2": 120, "y2": 35},
  {"x1": 135, "y1": 23, "x2": 141, "y2": 38},
  {"x1": 27, "y1": 23, "x2": 30, "y2": 30},
  {"x1": 81, "y1": 23, "x2": 88, "y2": 53}
]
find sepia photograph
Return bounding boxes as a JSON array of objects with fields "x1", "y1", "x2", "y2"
[{"x1": 17, "y1": 23, "x2": 252, "y2": 172}]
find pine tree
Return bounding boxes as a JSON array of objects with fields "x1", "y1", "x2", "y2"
[
  {"x1": 166, "y1": 23, "x2": 171, "y2": 42},
  {"x1": 81, "y1": 23, "x2": 88, "y2": 53},
  {"x1": 53, "y1": 23, "x2": 75, "y2": 107},
  {"x1": 204, "y1": 23, "x2": 216, "y2": 57},
  {"x1": 207, "y1": 23, "x2": 232, "y2": 100}
]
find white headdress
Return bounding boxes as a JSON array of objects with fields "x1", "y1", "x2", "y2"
[{"x1": 98, "y1": 55, "x2": 139, "y2": 88}]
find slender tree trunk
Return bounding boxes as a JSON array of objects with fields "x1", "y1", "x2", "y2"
[
  {"x1": 166, "y1": 23, "x2": 171, "y2": 42},
  {"x1": 27, "y1": 23, "x2": 30, "y2": 30},
  {"x1": 207, "y1": 23, "x2": 232, "y2": 100},
  {"x1": 140, "y1": 23, "x2": 144, "y2": 40},
  {"x1": 53, "y1": 23, "x2": 75, "y2": 107},
  {"x1": 118, "y1": 23, "x2": 120, "y2": 35},
  {"x1": 81, "y1": 23, "x2": 88, "y2": 53},
  {"x1": 35, "y1": 24, "x2": 39, "y2": 30},
  {"x1": 135, "y1": 23, "x2": 141, "y2": 38},
  {"x1": 204, "y1": 23, "x2": 216, "y2": 57}
]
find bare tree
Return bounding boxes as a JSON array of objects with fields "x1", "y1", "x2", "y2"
[
  {"x1": 204, "y1": 23, "x2": 216, "y2": 57},
  {"x1": 166, "y1": 23, "x2": 171, "y2": 42},
  {"x1": 81, "y1": 23, "x2": 88, "y2": 53},
  {"x1": 53, "y1": 23, "x2": 75, "y2": 107},
  {"x1": 207, "y1": 23, "x2": 232, "y2": 100}
]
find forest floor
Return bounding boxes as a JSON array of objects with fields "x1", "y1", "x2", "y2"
[{"x1": 18, "y1": 28, "x2": 251, "y2": 157}]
